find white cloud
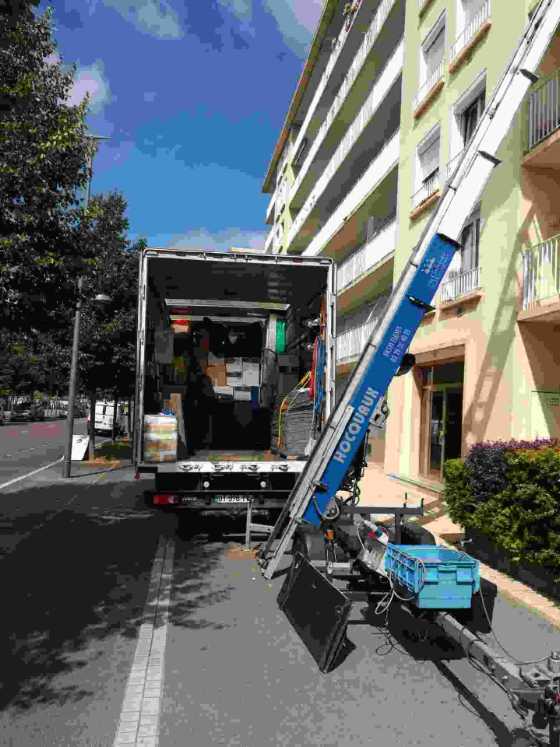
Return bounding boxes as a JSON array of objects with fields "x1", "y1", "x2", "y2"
[
  {"x1": 68, "y1": 60, "x2": 112, "y2": 114},
  {"x1": 102, "y1": 0, "x2": 183, "y2": 39},
  {"x1": 156, "y1": 227, "x2": 267, "y2": 252},
  {"x1": 217, "y1": 0, "x2": 322, "y2": 57},
  {"x1": 217, "y1": 0, "x2": 252, "y2": 22}
]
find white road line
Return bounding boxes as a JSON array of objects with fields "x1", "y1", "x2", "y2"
[
  {"x1": 0, "y1": 456, "x2": 64, "y2": 490},
  {"x1": 114, "y1": 535, "x2": 175, "y2": 747}
]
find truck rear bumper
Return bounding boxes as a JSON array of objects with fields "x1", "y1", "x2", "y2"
[{"x1": 145, "y1": 491, "x2": 289, "y2": 511}]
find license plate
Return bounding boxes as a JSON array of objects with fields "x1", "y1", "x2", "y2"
[{"x1": 213, "y1": 495, "x2": 250, "y2": 503}]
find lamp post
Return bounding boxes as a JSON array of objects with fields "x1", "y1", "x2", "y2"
[{"x1": 62, "y1": 134, "x2": 110, "y2": 478}]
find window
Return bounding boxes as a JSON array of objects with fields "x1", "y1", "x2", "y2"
[
  {"x1": 461, "y1": 91, "x2": 485, "y2": 145},
  {"x1": 420, "y1": 14, "x2": 446, "y2": 89},
  {"x1": 460, "y1": 211, "x2": 480, "y2": 271},
  {"x1": 448, "y1": 74, "x2": 486, "y2": 171},
  {"x1": 415, "y1": 127, "x2": 441, "y2": 204}
]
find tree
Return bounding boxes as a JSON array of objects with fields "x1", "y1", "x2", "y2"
[
  {"x1": 0, "y1": 4, "x2": 95, "y2": 331},
  {"x1": 77, "y1": 192, "x2": 142, "y2": 455}
]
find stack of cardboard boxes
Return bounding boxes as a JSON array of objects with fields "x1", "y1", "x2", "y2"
[{"x1": 205, "y1": 354, "x2": 261, "y2": 403}]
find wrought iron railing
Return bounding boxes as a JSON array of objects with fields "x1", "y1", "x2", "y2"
[
  {"x1": 412, "y1": 170, "x2": 440, "y2": 210},
  {"x1": 440, "y1": 266, "x2": 481, "y2": 302},
  {"x1": 527, "y1": 69, "x2": 560, "y2": 150},
  {"x1": 337, "y1": 219, "x2": 396, "y2": 292},
  {"x1": 414, "y1": 60, "x2": 445, "y2": 110},
  {"x1": 449, "y1": 1, "x2": 491, "y2": 63},
  {"x1": 522, "y1": 235, "x2": 560, "y2": 309}
]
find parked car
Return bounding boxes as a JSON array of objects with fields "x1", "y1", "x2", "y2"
[{"x1": 10, "y1": 402, "x2": 45, "y2": 421}]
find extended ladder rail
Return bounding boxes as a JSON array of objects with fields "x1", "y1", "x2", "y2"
[{"x1": 259, "y1": 0, "x2": 560, "y2": 580}]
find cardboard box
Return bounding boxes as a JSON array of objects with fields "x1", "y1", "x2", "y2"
[
  {"x1": 227, "y1": 372, "x2": 242, "y2": 387},
  {"x1": 226, "y1": 357, "x2": 243, "y2": 373},
  {"x1": 213, "y1": 386, "x2": 234, "y2": 398},
  {"x1": 208, "y1": 352, "x2": 225, "y2": 366},
  {"x1": 207, "y1": 365, "x2": 227, "y2": 387},
  {"x1": 242, "y1": 360, "x2": 260, "y2": 387}
]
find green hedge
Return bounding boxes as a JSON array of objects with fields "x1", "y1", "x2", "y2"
[{"x1": 444, "y1": 443, "x2": 560, "y2": 574}]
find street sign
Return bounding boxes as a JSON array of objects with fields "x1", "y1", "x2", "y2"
[{"x1": 71, "y1": 435, "x2": 89, "y2": 461}]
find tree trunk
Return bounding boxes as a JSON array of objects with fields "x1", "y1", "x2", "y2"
[
  {"x1": 88, "y1": 390, "x2": 96, "y2": 461},
  {"x1": 112, "y1": 390, "x2": 118, "y2": 442}
]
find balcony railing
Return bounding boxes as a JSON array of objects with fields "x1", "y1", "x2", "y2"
[
  {"x1": 265, "y1": 192, "x2": 276, "y2": 224},
  {"x1": 286, "y1": 0, "x2": 365, "y2": 188},
  {"x1": 440, "y1": 266, "x2": 481, "y2": 302},
  {"x1": 412, "y1": 170, "x2": 440, "y2": 210},
  {"x1": 527, "y1": 69, "x2": 560, "y2": 151},
  {"x1": 414, "y1": 60, "x2": 445, "y2": 111},
  {"x1": 449, "y1": 1, "x2": 491, "y2": 65},
  {"x1": 337, "y1": 219, "x2": 396, "y2": 293},
  {"x1": 288, "y1": 43, "x2": 404, "y2": 245},
  {"x1": 522, "y1": 235, "x2": 560, "y2": 309},
  {"x1": 336, "y1": 297, "x2": 389, "y2": 363},
  {"x1": 291, "y1": 0, "x2": 398, "y2": 199}
]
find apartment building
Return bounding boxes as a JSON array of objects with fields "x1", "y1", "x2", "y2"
[
  {"x1": 385, "y1": 0, "x2": 560, "y2": 487},
  {"x1": 263, "y1": 0, "x2": 560, "y2": 490},
  {"x1": 262, "y1": 0, "x2": 406, "y2": 462}
]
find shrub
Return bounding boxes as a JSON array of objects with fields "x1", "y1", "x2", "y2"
[{"x1": 443, "y1": 440, "x2": 560, "y2": 575}]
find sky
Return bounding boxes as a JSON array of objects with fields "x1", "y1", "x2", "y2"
[{"x1": 39, "y1": 0, "x2": 324, "y2": 250}]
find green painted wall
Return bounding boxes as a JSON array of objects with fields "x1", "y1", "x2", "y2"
[{"x1": 390, "y1": 0, "x2": 541, "y2": 480}]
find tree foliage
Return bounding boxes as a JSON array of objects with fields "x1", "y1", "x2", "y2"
[{"x1": 0, "y1": 3, "x2": 95, "y2": 330}]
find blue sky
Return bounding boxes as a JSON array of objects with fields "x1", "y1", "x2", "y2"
[{"x1": 41, "y1": 0, "x2": 323, "y2": 249}]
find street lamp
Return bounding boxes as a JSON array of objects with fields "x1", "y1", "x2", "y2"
[{"x1": 62, "y1": 134, "x2": 110, "y2": 478}]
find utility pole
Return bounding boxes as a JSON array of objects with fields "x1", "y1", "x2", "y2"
[{"x1": 62, "y1": 135, "x2": 110, "y2": 478}]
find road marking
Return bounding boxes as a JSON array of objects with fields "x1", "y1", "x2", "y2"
[
  {"x1": 114, "y1": 535, "x2": 174, "y2": 747},
  {"x1": 0, "y1": 456, "x2": 63, "y2": 490}
]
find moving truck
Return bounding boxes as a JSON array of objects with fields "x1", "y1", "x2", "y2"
[{"x1": 133, "y1": 247, "x2": 336, "y2": 515}]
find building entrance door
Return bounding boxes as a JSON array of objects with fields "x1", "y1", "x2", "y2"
[{"x1": 420, "y1": 361, "x2": 464, "y2": 480}]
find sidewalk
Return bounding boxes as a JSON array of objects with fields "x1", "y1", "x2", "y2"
[{"x1": 357, "y1": 462, "x2": 560, "y2": 630}]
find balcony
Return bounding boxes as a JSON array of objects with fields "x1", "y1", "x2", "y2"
[
  {"x1": 413, "y1": 61, "x2": 445, "y2": 119},
  {"x1": 410, "y1": 171, "x2": 441, "y2": 220},
  {"x1": 291, "y1": 0, "x2": 399, "y2": 203},
  {"x1": 519, "y1": 235, "x2": 560, "y2": 322},
  {"x1": 288, "y1": 43, "x2": 404, "y2": 248},
  {"x1": 448, "y1": 1, "x2": 491, "y2": 75},
  {"x1": 336, "y1": 298, "x2": 389, "y2": 365},
  {"x1": 302, "y1": 131, "x2": 400, "y2": 257},
  {"x1": 524, "y1": 69, "x2": 560, "y2": 167},
  {"x1": 337, "y1": 219, "x2": 397, "y2": 293},
  {"x1": 439, "y1": 266, "x2": 481, "y2": 304},
  {"x1": 287, "y1": 0, "x2": 369, "y2": 185}
]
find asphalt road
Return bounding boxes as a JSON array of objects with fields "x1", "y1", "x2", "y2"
[
  {"x1": 0, "y1": 418, "x2": 97, "y2": 486},
  {"x1": 0, "y1": 462, "x2": 559, "y2": 746}
]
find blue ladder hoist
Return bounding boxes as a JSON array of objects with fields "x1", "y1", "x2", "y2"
[{"x1": 257, "y1": 3, "x2": 560, "y2": 743}]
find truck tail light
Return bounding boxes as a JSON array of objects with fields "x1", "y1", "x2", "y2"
[{"x1": 153, "y1": 493, "x2": 178, "y2": 505}]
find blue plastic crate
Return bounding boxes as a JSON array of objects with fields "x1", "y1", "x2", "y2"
[{"x1": 384, "y1": 544, "x2": 480, "y2": 609}]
